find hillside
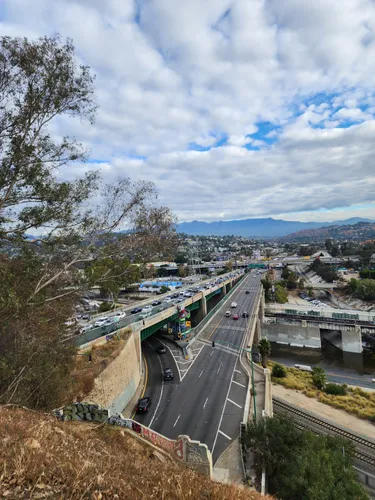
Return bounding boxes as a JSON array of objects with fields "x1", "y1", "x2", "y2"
[
  {"x1": 177, "y1": 217, "x2": 372, "y2": 237},
  {"x1": 0, "y1": 406, "x2": 270, "y2": 500},
  {"x1": 282, "y1": 221, "x2": 375, "y2": 242}
]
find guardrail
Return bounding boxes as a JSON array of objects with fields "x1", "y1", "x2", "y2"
[
  {"x1": 266, "y1": 303, "x2": 375, "y2": 323},
  {"x1": 74, "y1": 273, "x2": 245, "y2": 346}
]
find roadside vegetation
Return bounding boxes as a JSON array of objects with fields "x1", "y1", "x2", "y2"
[
  {"x1": 243, "y1": 414, "x2": 368, "y2": 500},
  {"x1": 0, "y1": 406, "x2": 269, "y2": 500},
  {"x1": 66, "y1": 329, "x2": 131, "y2": 404},
  {"x1": 0, "y1": 35, "x2": 176, "y2": 410},
  {"x1": 270, "y1": 362, "x2": 375, "y2": 421}
]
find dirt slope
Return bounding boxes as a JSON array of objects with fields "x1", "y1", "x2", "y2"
[{"x1": 0, "y1": 406, "x2": 272, "y2": 500}]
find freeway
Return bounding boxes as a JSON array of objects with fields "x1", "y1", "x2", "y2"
[{"x1": 135, "y1": 271, "x2": 263, "y2": 463}]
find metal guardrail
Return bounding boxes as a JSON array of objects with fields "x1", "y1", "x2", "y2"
[{"x1": 74, "y1": 273, "x2": 245, "y2": 346}]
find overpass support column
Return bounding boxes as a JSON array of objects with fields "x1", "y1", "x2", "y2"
[
  {"x1": 228, "y1": 281, "x2": 233, "y2": 290},
  {"x1": 220, "y1": 285, "x2": 227, "y2": 299},
  {"x1": 342, "y1": 326, "x2": 363, "y2": 353},
  {"x1": 196, "y1": 295, "x2": 207, "y2": 323}
]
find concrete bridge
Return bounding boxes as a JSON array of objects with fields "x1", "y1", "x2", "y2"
[{"x1": 264, "y1": 304, "x2": 375, "y2": 353}]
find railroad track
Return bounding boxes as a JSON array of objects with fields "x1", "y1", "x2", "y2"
[{"x1": 273, "y1": 397, "x2": 375, "y2": 467}]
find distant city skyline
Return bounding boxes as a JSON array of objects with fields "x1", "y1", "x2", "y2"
[{"x1": 1, "y1": 0, "x2": 375, "y2": 222}]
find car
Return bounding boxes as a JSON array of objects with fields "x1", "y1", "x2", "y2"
[
  {"x1": 131, "y1": 307, "x2": 142, "y2": 314},
  {"x1": 156, "y1": 346, "x2": 166, "y2": 354},
  {"x1": 81, "y1": 314, "x2": 90, "y2": 320},
  {"x1": 245, "y1": 291, "x2": 250, "y2": 294},
  {"x1": 136, "y1": 396, "x2": 152, "y2": 413},
  {"x1": 231, "y1": 302, "x2": 237, "y2": 308},
  {"x1": 94, "y1": 317, "x2": 108, "y2": 327},
  {"x1": 171, "y1": 293, "x2": 179, "y2": 298},
  {"x1": 163, "y1": 368, "x2": 174, "y2": 381},
  {"x1": 142, "y1": 305, "x2": 153, "y2": 312},
  {"x1": 225, "y1": 310, "x2": 231, "y2": 317},
  {"x1": 152, "y1": 300, "x2": 161, "y2": 306},
  {"x1": 242, "y1": 312, "x2": 249, "y2": 318},
  {"x1": 139, "y1": 310, "x2": 152, "y2": 319},
  {"x1": 233, "y1": 314, "x2": 239, "y2": 320},
  {"x1": 163, "y1": 297, "x2": 172, "y2": 303},
  {"x1": 113, "y1": 311, "x2": 126, "y2": 320},
  {"x1": 80, "y1": 324, "x2": 93, "y2": 333}
]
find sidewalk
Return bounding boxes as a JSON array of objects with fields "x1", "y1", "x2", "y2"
[{"x1": 213, "y1": 437, "x2": 245, "y2": 485}]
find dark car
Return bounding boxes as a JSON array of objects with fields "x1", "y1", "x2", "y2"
[
  {"x1": 156, "y1": 346, "x2": 166, "y2": 354},
  {"x1": 136, "y1": 396, "x2": 152, "y2": 413},
  {"x1": 131, "y1": 307, "x2": 142, "y2": 314},
  {"x1": 245, "y1": 291, "x2": 250, "y2": 294},
  {"x1": 171, "y1": 293, "x2": 179, "y2": 298},
  {"x1": 242, "y1": 311, "x2": 249, "y2": 318},
  {"x1": 152, "y1": 300, "x2": 161, "y2": 306},
  {"x1": 163, "y1": 368, "x2": 174, "y2": 381}
]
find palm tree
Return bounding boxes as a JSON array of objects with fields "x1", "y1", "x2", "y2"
[{"x1": 258, "y1": 338, "x2": 271, "y2": 368}]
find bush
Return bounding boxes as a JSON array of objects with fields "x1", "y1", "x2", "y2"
[
  {"x1": 324, "y1": 383, "x2": 347, "y2": 396},
  {"x1": 99, "y1": 301, "x2": 114, "y2": 313},
  {"x1": 312, "y1": 366, "x2": 327, "y2": 390},
  {"x1": 272, "y1": 363, "x2": 287, "y2": 378}
]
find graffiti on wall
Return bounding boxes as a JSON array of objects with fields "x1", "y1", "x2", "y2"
[{"x1": 56, "y1": 405, "x2": 212, "y2": 477}]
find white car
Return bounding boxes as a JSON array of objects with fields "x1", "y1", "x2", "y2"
[
  {"x1": 113, "y1": 311, "x2": 126, "y2": 320},
  {"x1": 94, "y1": 317, "x2": 108, "y2": 327},
  {"x1": 139, "y1": 310, "x2": 152, "y2": 319},
  {"x1": 231, "y1": 302, "x2": 237, "y2": 308},
  {"x1": 142, "y1": 305, "x2": 153, "y2": 312}
]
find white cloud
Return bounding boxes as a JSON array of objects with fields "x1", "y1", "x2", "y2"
[{"x1": 1, "y1": 0, "x2": 375, "y2": 222}]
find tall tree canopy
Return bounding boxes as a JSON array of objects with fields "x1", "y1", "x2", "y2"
[{"x1": 0, "y1": 35, "x2": 177, "y2": 408}]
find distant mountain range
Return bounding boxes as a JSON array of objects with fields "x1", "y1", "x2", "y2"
[
  {"x1": 176, "y1": 217, "x2": 374, "y2": 238},
  {"x1": 282, "y1": 221, "x2": 375, "y2": 242}
]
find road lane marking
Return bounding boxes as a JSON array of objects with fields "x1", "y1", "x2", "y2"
[
  {"x1": 180, "y1": 345, "x2": 204, "y2": 381},
  {"x1": 218, "y1": 430, "x2": 232, "y2": 440},
  {"x1": 210, "y1": 351, "x2": 214, "y2": 357},
  {"x1": 232, "y1": 380, "x2": 246, "y2": 388},
  {"x1": 234, "y1": 369, "x2": 241, "y2": 374},
  {"x1": 131, "y1": 353, "x2": 148, "y2": 419},
  {"x1": 199, "y1": 370, "x2": 204, "y2": 378},
  {"x1": 227, "y1": 398, "x2": 242, "y2": 409},
  {"x1": 203, "y1": 397, "x2": 209, "y2": 409},
  {"x1": 157, "y1": 338, "x2": 182, "y2": 381},
  {"x1": 217, "y1": 361, "x2": 222, "y2": 374},
  {"x1": 173, "y1": 414, "x2": 181, "y2": 427},
  {"x1": 149, "y1": 351, "x2": 164, "y2": 428}
]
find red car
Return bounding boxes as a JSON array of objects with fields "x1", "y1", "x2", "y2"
[{"x1": 233, "y1": 314, "x2": 239, "y2": 320}]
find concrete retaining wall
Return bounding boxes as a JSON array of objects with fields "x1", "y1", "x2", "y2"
[
  {"x1": 87, "y1": 328, "x2": 142, "y2": 415},
  {"x1": 262, "y1": 322, "x2": 321, "y2": 348}
]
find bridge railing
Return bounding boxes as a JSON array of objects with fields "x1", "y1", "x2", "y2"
[
  {"x1": 74, "y1": 273, "x2": 245, "y2": 347},
  {"x1": 265, "y1": 304, "x2": 375, "y2": 324}
]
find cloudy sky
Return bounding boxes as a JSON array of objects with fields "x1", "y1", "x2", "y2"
[{"x1": 2, "y1": 0, "x2": 375, "y2": 223}]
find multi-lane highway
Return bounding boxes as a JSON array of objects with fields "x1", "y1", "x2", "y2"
[{"x1": 135, "y1": 271, "x2": 263, "y2": 463}]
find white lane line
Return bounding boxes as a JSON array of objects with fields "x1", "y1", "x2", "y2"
[
  {"x1": 173, "y1": 414, "x2": 181, "y2": 427},
  {"x1": 232, "y1": 380, "x2": 246, "y2": 388},
  {"x1": 180, "y1": 345, "x2": 204, "y2": 381},
  {"x1": 227, "y1": 398, "x2": 242, "y2": 409},
  {"x1": 217, "y1": 361, "x2": 222, "y2": 374},
  {"x1": 199, "y1": 370, "x2": 204, "y2": 378},
  {"x1": 210, "y1": 351, "x2": 214, "y2": 357},
  {"x1": 218, "y1": 430, "x2": 232, "y2": 440},
  {"x1": 234, "y1": 369, "x2": 241, "y2": 374},
  {"x1": 157, "y1": 339, "x2": 182, "y2": 382},
  {"x1": 148, "y1": 353, "x2": 164, "y2": 429},
  {"x1": 203, "y1": 397, "x2": 209, "y2": 409}
]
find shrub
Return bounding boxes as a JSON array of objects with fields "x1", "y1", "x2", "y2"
[
  {"x1": 99, "y1": 301, "x2": 114, "y2": 313},
  {"x1": 312, "y1": 366, "x2": 327, "y2": 390},
  {"x1": 324, "y1": 383, "x2": 347, "y2": 396},
  {"x1": 272, "y1": 363, "x2": 287, "y2": 378}
]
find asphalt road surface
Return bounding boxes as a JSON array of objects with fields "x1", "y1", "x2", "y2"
[{"x1": 135, "y1": 271, "x2": 263, "y2": 463}]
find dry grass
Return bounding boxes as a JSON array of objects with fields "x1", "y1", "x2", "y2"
[
  {"x1": 65, "y1": 329, "x2": 132, "y2": 404},
  {"x1": 0, "y1": 407, "x2": 272, "y2": 500},
  {"x1": 269, "y1": 361, "x2": 375, "y2": 421}
]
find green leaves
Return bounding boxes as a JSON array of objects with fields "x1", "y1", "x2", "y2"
[{"x1": 243, "y1": 415, "x2": 368, "y2": 500}]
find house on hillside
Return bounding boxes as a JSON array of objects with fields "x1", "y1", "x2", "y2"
[{"x1": 311, "y1": 250, "x2": 332, "y2": 259}]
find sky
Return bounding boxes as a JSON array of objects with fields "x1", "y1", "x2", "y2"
[{"x1": 1, "y1": 0, "x2": 375, "y2": 224}]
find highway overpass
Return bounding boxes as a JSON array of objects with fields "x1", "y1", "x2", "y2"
[{"x1": 264, "y1": 304, "x2": 375, "y2": 353}]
